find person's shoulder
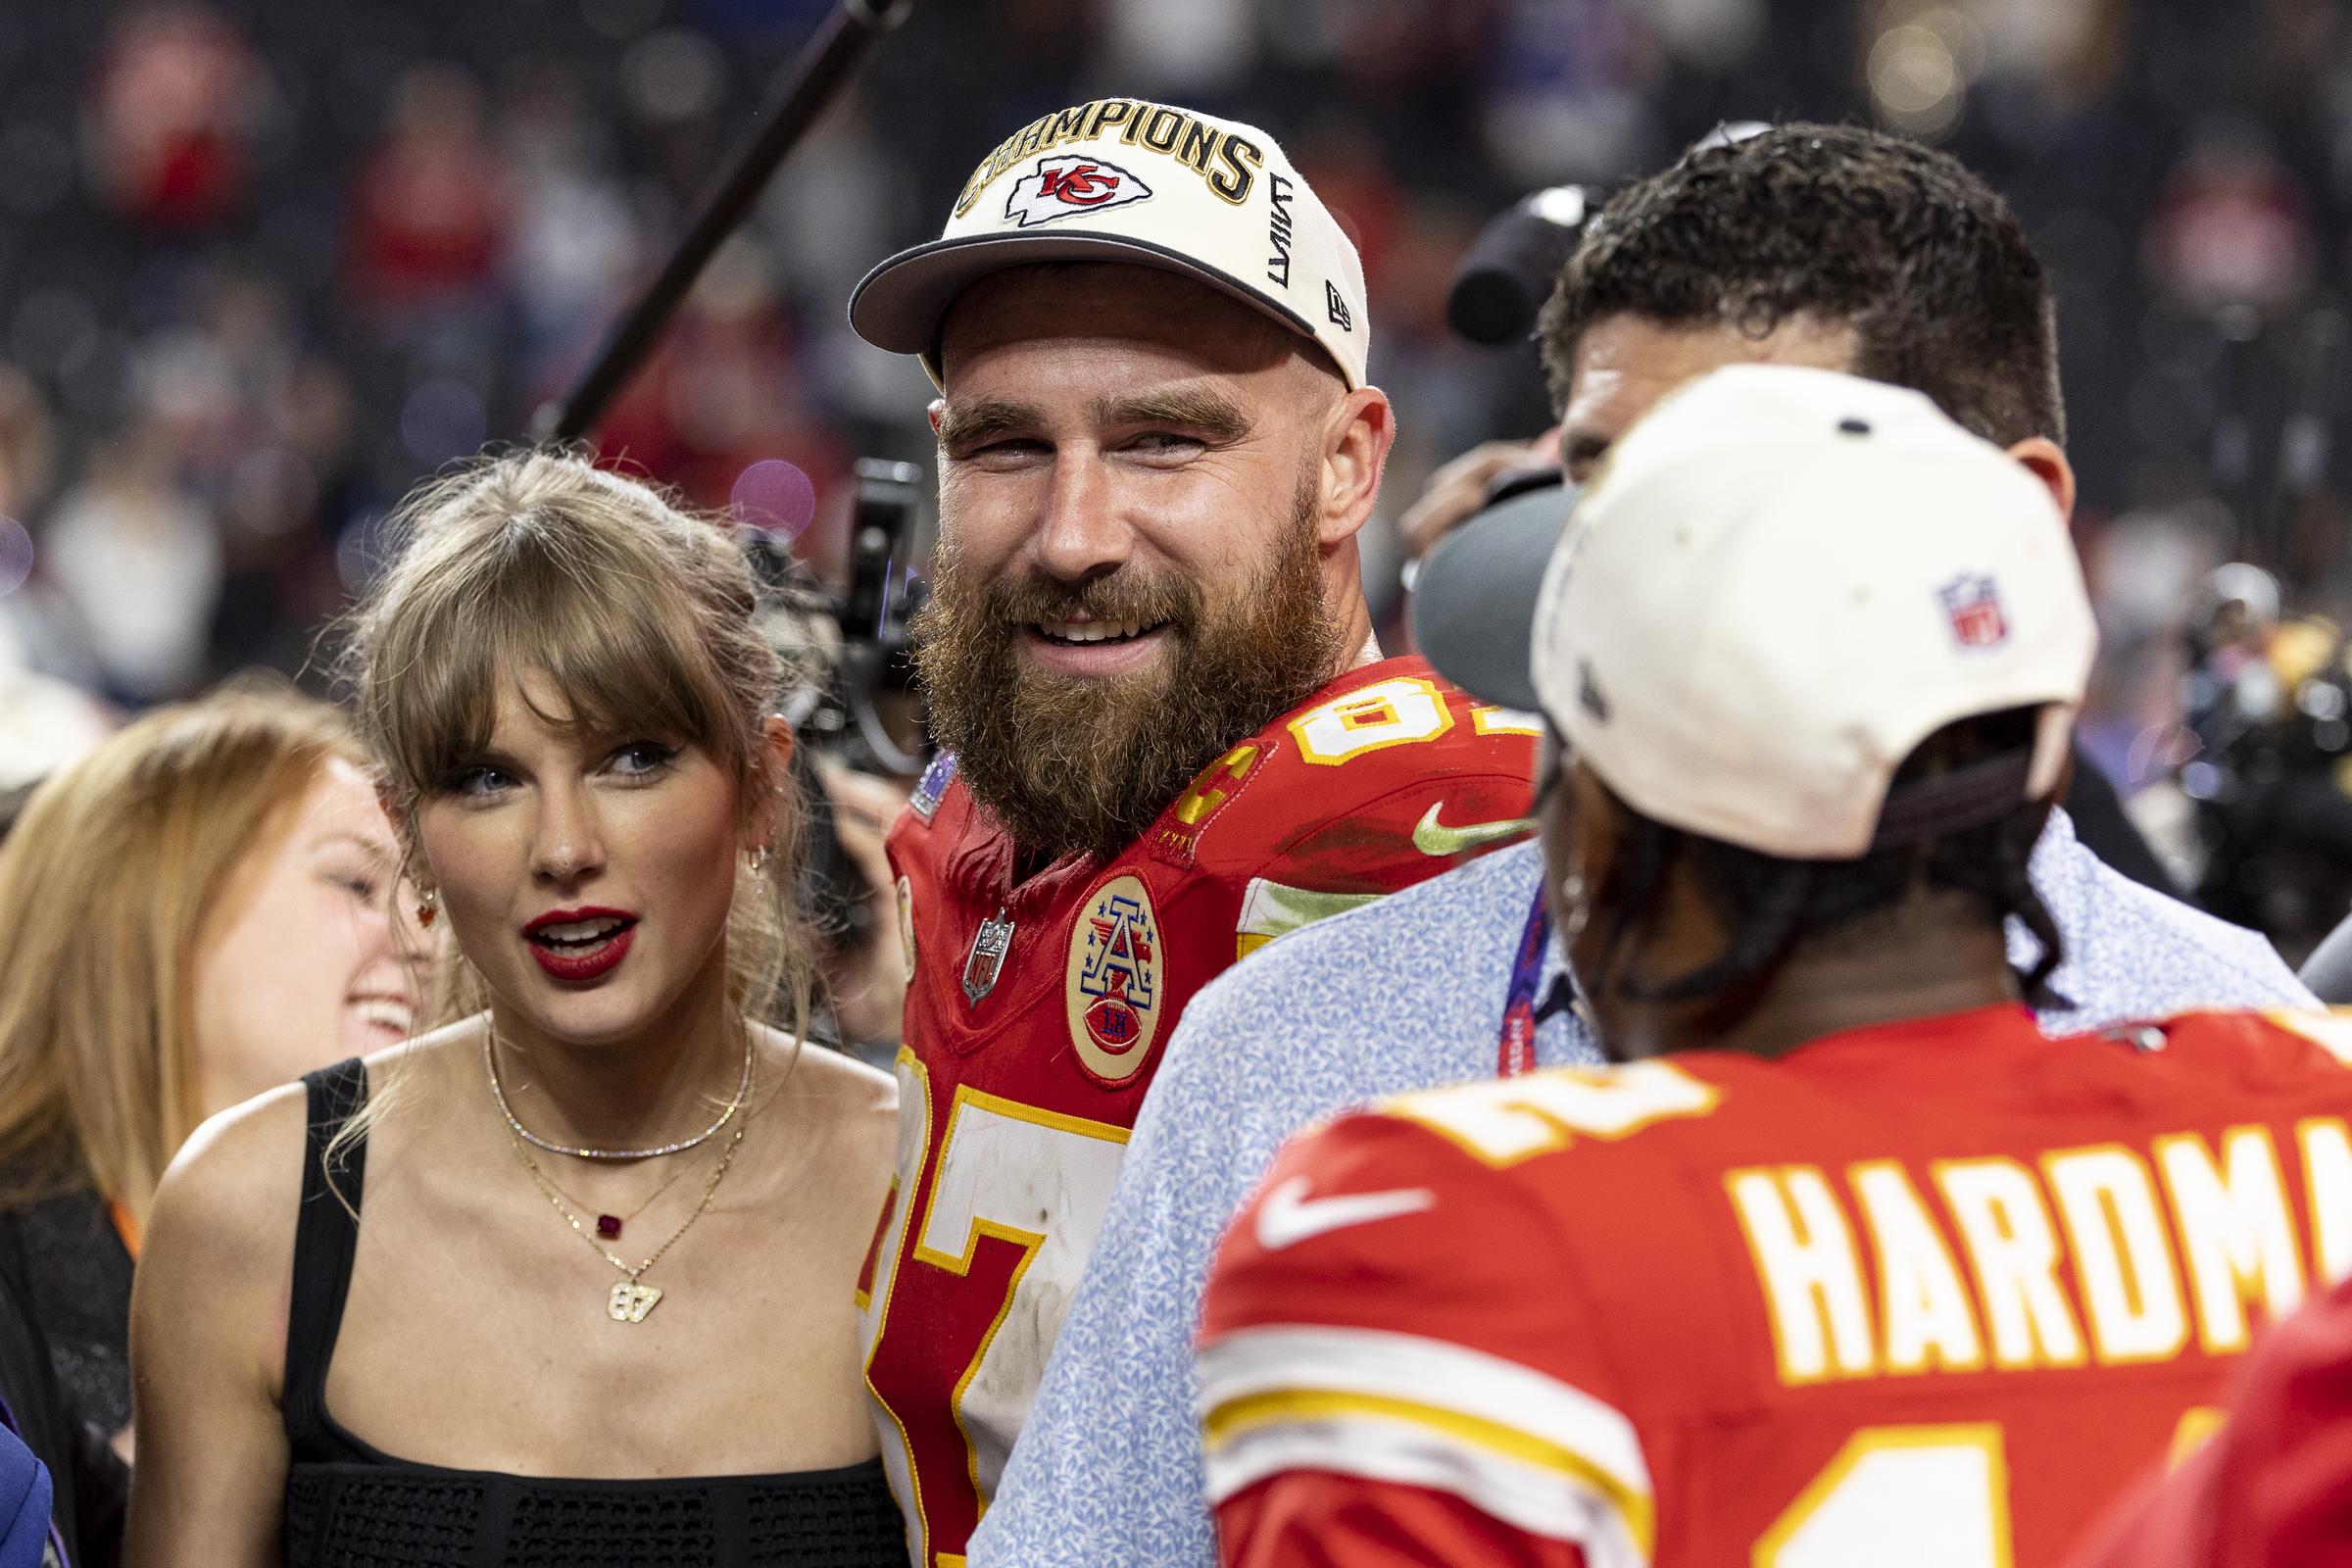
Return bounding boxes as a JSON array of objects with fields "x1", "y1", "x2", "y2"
[
  {"x1": 1136, "y1": 842, "x2": 1544, "y2": 1142},
  {"x1": 1202, "y1": 1103, "x2": 1566, "y2": 1351},
  {"x1": 1162, "y1": 657, "x2": 1539, "y2": 890},
  {"x1": 774, "y1": 1034, "x2": 897, "y2": 1148},
  {"x1": 2154, "y1": 1006, "x2": 2352, "y2": 1083},
  {"x1": 146, "y1": 1076, "x2": 313, "y2": 1274},
  {"x1": 1190, "y1": 835, "x2": 1542, "y2": 1019},
  {"x1": 884, "y1": 752, "x2": 965, "y2": 855},
  {"x1": 1369, "y1": 1054, "x2": 1734, "y2": 1172},
  {"x1": 2034, "y1": 809, "x2": 2316, "y2": 1021},
  {"x1": 1198, "y1": 1105, "x2": 1641, "y2": 1540}
]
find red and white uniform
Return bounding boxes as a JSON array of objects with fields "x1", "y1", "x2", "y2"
[
  {"x1": 1199, "y1": 1006, "x2": 2352, "y2": 1568},
  {"x1": 2067, "y1": 1270, "x2": 2352, "y2": 1568},
  {"x1": 858, "y1": 656, "x2": 1538, "y2": 1565}
]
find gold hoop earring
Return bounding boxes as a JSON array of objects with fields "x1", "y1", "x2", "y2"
[{"x1": 416, "y1": 886, "x2": 440, "y2": 929}]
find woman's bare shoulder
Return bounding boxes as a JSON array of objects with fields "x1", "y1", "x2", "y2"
[
  {"x1": 760, "y1": 1032, "x2": 897, "y2": 1163},
  {"x1": 152, "y1": 1083, "x2": 319, "y2": 1276},
  {"x1": 153, "y1": 1021, "x2": 478, "y2": 1254}
]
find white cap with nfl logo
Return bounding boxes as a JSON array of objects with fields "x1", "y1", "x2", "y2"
[
  {"x1": 1512, "y1": 364, "x2": 2096, "y2": 859},
  {"x1": 849, "y1": 99, "x2": 1369, "y2": 388}
]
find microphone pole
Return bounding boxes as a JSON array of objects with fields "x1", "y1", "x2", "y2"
[{"x1": 539, "y1": 0, "x2": 914, "y2": 444}]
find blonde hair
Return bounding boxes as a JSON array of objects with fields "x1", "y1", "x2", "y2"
[
  {"x1": 342, "y1": 447, "x2": 817, "y2": 1045},
  {"x1": 0, "y1": 681, "x2": 360, "y2": 1224}
]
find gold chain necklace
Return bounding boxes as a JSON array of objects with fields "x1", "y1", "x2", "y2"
[
  {"x1": 506, "y1": 1079, "x2": 754, "y2": 1324},
  {"x1": 528, "y1": 1152, "x2": 698, "y2": 1243}
]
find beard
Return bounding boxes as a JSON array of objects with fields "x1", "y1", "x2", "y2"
[{"x1": 912, "y1": 476, "x2": 1343, "y2": 863}]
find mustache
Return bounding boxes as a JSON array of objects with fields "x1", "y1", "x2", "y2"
[{"x1": 981, "y1": 570, "x2": 1201, "y2": 633}]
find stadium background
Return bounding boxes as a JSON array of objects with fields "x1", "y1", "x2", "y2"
[{"x1": 0, "y1": 0, "x2": 2340, "y2": 844}]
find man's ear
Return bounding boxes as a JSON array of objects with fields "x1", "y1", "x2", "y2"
[
  {"x1": 2006, "y1": 437, "x2": 2077, "y2": 525},
  {"x1": 927, "y1": 399, "x2": 947, "y2": 438},
  {"x1": 1316, "y1": 385, "x2": 1396, "y2": 547}
]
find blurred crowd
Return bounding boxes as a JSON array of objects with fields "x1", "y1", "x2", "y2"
[{"x1": 6, "y1": 0, "x2": 2352, "y2": 811}]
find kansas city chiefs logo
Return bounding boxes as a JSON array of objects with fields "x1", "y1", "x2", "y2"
[{"x1": 1004, "y1": 155, "x2": 1153, "y2": 227}]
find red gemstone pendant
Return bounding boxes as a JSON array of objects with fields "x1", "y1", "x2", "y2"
[{"x1": 596, "y1": 1214, "x2": 623, "y2": 1240}]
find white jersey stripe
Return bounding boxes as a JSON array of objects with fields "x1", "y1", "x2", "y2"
[
  {"x1": 1201, "y1": 1412, "x2": 1649, "y2": 1568},
  {"x1": 1198, "y1": 1324, "x2": 1650, "y2": 1502}
]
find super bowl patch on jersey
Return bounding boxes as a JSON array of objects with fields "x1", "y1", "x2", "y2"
[
  {"x1": 908, "y1": 752, "x2": 956, "y2": 823},
  {"x1": 1065, "y1": 874, "x2": 1163, "y2": 1087}
]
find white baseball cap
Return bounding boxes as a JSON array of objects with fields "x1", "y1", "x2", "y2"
[
  {"x1": 1421, "y1": 365, "x2": 2097, "y2": 859},
  {"x1": 848, "y1": 98, "x2": 1369, "y2": 389}
]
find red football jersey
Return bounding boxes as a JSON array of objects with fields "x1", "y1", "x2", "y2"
[
  {"x1": 2066, "y1": 1271, "x2": 2352, "y2": 1568},
  {"x1": 1199, "y1": 1005, "x2": 2352, "y2": 1568},
  {"x1": 858, "y1": 655, "x2": 1538, "y2": 1565}
]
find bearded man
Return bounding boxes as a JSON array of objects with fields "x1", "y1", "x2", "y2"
[{"x1": 843, "y1": 98, "x2": 1539, "y2": 1566}]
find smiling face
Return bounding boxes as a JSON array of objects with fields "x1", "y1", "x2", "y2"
[
  {"x1": 190, "y1": 757, "x2": 424, "y2": 1119},
  {"x1": 411, "y1": 681, "x2": 750, "y2": 1050},
  {"x1": 915, "y1": 262, "x2": 1383, "y2": 859}
]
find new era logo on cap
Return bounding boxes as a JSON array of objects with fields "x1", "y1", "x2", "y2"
[{"x1": 1004, "y1": 155, "x2": 1154, "y2": 228}]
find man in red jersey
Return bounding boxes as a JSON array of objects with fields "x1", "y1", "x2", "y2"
[
  {"x1": 843, "y1": 97, "x2": 1538, "y2": 1565},
  {"x1": 1197, "y1": 364, "x2": 2352, "y2": 1568}
]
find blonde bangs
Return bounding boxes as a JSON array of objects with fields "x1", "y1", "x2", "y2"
[{"x1": 359, "y1": 455, "x2": 760, "y2": 803}]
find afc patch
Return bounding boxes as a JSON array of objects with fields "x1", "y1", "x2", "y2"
[
  {"x1": 909, "y1": 752, "x2": 956, "y2": 823},
  {"x1": 1938, "y1": 573, "x2": 2008, "y2": 651},
  {"x1": 1065, "y1": 873, "x2": 1163, "y2": 1088},
  {"x1": 1004, "y1": 154, "x2": 1153, "y2": 228}
]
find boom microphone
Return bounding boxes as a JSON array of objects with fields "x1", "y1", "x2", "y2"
[{"x1": 539, "y1": 0, "x2": 914, "y2": 444}]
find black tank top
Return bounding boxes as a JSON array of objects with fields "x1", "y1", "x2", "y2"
[{"x1": 280, "y1": 1058, "x2": 908, "y2": 1568}]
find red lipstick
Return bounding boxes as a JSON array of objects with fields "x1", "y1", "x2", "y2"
[{"x1": 522, "y1": 906, "x2": 638, "y2": 983}]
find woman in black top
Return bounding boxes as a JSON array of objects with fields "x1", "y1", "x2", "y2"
[
  {"x1": 0, "y1": 684, "x2": 420, "y2": 1461},
  {"x1": 125, "y1": 453, "x2": 906, "y2": 1567}
]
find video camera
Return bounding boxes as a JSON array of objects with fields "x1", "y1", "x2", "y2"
[{"x1": 744, "y1": 458, "x2": 934, "y2": 956}]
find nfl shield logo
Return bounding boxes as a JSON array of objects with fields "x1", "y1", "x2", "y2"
[
  {"x1": 962, "y1": 911, "x2": 1014, "y2": 1004},
  {"x1": 1937, "y1": 574, "x2": 2008, "y2": 651}
]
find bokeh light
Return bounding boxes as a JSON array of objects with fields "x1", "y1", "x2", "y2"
[
  {"x1": 731, "y1": 458, "x2": 817, "y2": 543},
  {"x1": 0, "y1": 517, "x2": 32, "y2": 597}
]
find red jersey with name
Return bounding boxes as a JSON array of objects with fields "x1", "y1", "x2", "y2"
[
  {"x1": 1198, "y1": 1006, "x2": 2352, "y2": 1568},
  {"x1": 858, "y1": 656, "x2": 1538, "y2": 1566}
]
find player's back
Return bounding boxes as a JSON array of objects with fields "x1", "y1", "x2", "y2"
[{"x1": 1200, "y1": 1004, "x2": 2352, "y2": 1567}]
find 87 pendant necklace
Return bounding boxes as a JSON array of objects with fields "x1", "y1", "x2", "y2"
[{"x1": 508, "y1": 1099, "x2": 752, "y2": 1324}]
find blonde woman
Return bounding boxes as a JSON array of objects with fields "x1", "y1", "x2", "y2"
[
  {"x1": 0, "y1": 683, "x2": 421, "y2": 1463},
  {"x1": 126, "y1": 454, "x2": 905, "y2": 1567}
]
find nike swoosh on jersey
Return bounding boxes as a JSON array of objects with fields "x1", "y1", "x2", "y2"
[
  {"x1": 1411, "y1": 803, "x2": 1537, "y2": 858},
  {"x1": 1254, "y1": 1175, "x2": 1437, "y2": 1251}
]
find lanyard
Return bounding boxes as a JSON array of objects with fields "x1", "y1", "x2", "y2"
[{"x1": 1496, "y1": 887, "x2": 1552, "y2": 1078}]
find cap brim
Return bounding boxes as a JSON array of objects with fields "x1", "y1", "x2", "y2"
[
  {"x1": 1411, "y1": 478, "x2": 1578, "y2": 715},
  {"x1": 848, "y1": 230, "x2": 1347, "y2": 384}
]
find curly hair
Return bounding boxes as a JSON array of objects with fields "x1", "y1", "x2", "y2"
[{"x1": 1540, "y1": 122, "x2": 2063, "y2": 449}]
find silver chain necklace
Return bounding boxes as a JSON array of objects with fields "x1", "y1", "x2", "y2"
[{"x1": 484, "y1": 1019, "x2": 756, "y2": 1160}]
